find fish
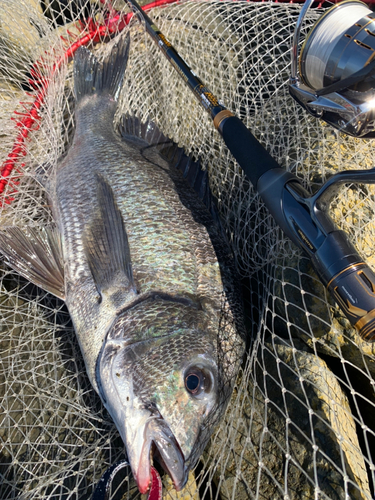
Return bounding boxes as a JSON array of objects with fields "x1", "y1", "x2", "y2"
[{"x1": 0, "y1": 35, "x2": 245, "y2": 494}]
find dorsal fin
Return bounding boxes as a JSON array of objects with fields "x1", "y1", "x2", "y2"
[{"x1": 119, "y1": 115, "x2": 221, "y2": 226}]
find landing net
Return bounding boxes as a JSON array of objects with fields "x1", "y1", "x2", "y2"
[{"x1": 0, "y1": 0, "x2": 375, "y2": 499}]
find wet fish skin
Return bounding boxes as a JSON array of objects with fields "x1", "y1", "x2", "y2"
[{"x1": 0, "y1": 35, "x2": 245, "y2": 493}]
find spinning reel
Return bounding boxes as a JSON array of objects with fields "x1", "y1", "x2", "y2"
[
  {"x1": 285, "y1": 0, "x2": 375, "y2": 341},
  {"x1": 290, "y1": 0, "x2": 375, "y2": 137}
]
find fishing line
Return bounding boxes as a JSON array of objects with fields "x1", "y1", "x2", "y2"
[{"x1": 302, "y1": 1, "x2": 371, "y2": 89}]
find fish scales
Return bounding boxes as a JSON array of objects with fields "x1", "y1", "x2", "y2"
[
  {"x1": 58, "y1": 110, "x2": 219, "y2": 300},
  {"x1": 55, "y1": 101, "x2": 225, "y2": 372},
  {"x1": 0, "y1": 35, "x2": 245, "y2": 494}
]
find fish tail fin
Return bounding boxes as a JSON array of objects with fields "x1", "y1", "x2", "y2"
[{"x1": 74, "y1": 34, "x2": 130, "y2": 102}]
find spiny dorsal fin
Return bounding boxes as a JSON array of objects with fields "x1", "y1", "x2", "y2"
[
  {"x1": 0, "y1": 226, "x2": 65, "y2": 299},
  {"x1": 119, "y1": 115, "x2": 221, "y2": 226},
  {"x1": 83, "y1": 174, "x2": 136, "y2": 302},
  {"x1": 74, "y1": 34, "x2": 130, "y2": 102}
]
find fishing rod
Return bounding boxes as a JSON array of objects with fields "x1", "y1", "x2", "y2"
[{"x1": 124, "y1": 0, "x2": 375, "y2": 342}]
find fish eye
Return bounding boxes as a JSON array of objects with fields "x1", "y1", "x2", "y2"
[{"x1": 184, "y1": 367, "x2": 212, "y2": 396}]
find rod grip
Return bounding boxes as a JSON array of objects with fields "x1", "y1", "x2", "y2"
[
  {"x1": 218, "y1": 115, "x2": 280, "y2": 189},
  {"x1": 218, "y1": 114, "x2": 375, "y2": 341}
]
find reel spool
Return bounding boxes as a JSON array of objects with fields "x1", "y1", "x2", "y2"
[{"x1": 290, "y1": 0, "x2": 375, "y2": 137}]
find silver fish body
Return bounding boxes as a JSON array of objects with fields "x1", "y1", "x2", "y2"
[{"x1": 0, "y1": 36, "x2": 245, "y2": 493}]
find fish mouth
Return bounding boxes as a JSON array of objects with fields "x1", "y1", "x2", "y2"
[{"x1": 133, "y1": 415, "x2": 187, "y2": 494}]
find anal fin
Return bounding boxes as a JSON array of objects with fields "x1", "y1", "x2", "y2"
[
  {"x1": 0, "y1": 226, "x2": 65, "y2": 299},
  {"x1": 83, "y1": 174, "x2": 137, "y2": 305}
]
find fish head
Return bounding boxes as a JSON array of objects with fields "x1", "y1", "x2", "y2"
[{"x1": 96, "y1": 296, "x2": 240, "y2": 494}]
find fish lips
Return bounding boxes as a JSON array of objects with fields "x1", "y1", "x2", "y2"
[
  {"x1": 96, "y1": 338, "x2": 188, "y2": 494},
  {"x1": 135, "y1": 415, "x2": 187, "y2": 494}
]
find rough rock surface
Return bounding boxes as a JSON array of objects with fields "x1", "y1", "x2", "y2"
[
  {"x1": 271, "y1": 254, "x2": 375, "y2": 383},
  {"x1": 0, "y1": 271, "x2": 126, "y2": 498},
  {"x1": 160, "y1": 472, "x2": 199, "y2": 500},
  {"x1": 204, "y1": 338, "x2": 371, "y2": 499}
]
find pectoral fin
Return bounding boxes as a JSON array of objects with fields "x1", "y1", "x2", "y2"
[
  {"x1": 83, "y1": 174, "x2": 137, "y2": 304},
  {"x1": 0, "y1": 226, "x2": 65, "y2": 299}
]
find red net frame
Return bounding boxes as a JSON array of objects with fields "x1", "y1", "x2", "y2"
[
  {"x1": 1, "y1": 0, "x2": 375, "y2": 206},
  {"x1": 0, "y1": 0, "x2": 177, "y2": 205}
]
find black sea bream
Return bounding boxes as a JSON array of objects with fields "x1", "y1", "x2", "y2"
[{"x1": 0, "y1": 35, "x2": 245, "y2": 494}]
